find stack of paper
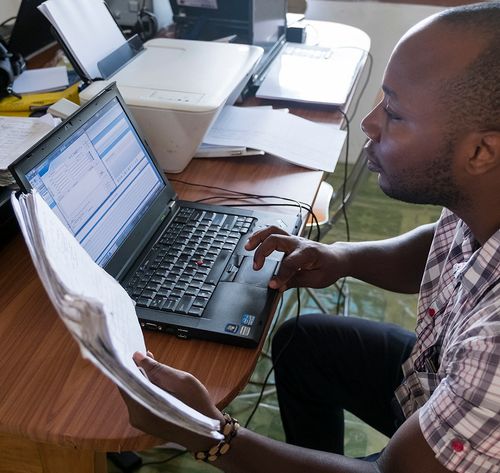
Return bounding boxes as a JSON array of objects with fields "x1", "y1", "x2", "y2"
[
  {"x1": 12, "y1": 66, "x2": 69, "y2": 95},
  {"x1": 38, "y1": 0, "x2": 127, "y2": 80},
  {"x1": 11, "y1": 190, "x2": 222, "y2": 439},
  {"x1": 0, "y1": 114, "x2": 60, "y2": 186},
  {"x1": 202, "y1": 106, "x2": 346, "y2": 172}
]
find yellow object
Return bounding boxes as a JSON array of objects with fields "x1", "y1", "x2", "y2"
[{"x1": 0, "y1": 83, "x2": 80, "y2": 114}]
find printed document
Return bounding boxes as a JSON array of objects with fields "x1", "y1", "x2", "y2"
[
  {"x1": 38, "y1": 0, "x2": 126, "y2": 79},
  {"x1": 11, "y1": 190, "x2": 222, "y2": 439},
  {"x1": 0, "y1": 115, "x2": 59, "y2": 186},
  {"x1": 203, "y1": 106, "x2": 346, "y2": 172}
]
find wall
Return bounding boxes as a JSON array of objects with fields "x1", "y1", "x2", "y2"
[
  {"x1": 306, "y1": 0, "x2": 444, "y2": 163},
  {"x1": 0, "y1": 0, "x2": 21, "y2": 24}
]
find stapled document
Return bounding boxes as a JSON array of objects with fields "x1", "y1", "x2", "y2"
[
  {"x1": 202, "y1": 106, "x2": 346, "y2": 172},
  {"x1": 11, "y1": 190, "x2": 222, "y2": 439}
]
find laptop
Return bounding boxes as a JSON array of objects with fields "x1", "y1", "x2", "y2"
[
  {"x1": 168, "y1": 0, "x2": 365, "y2": 105},
  {"x1": 255, "y1": 42, "x2": 366, "y2": 106},
  {"x1": 9, "y1": 83, "x2": 301, "y2": 347},
  {"x1": 169, "y1": 0, "x2": 287, "y2": 88}
]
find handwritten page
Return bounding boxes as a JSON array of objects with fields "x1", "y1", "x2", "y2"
[
  {"x1": 11, "y1": 190, "x2": 222, "y2": 439},
  {"x1": 203, "y1": 106, "x2": 346, "y2": 172},
  {"x1": 38, "y1": 0, "x2": 126, "y2": 79},
  {"x1": 0, "y1": 115, "x2": 59, "y2": 186}
]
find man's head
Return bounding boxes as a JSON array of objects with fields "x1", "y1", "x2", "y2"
[{"x1": 361, "y1": 2, "x2": 500, "y2": 211}]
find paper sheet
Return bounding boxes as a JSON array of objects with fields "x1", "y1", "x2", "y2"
[
  {"x1": 12, "y1": 66, "x2": 69, "y2": 94},
  {"x1": 203, "y1": 106, "x2": 345, "y2": 172},
  {"x1": 11, "y1": 190, "x2": 222, "y2": 439},
  {"x1": 38, "y1": 0, "x2": 126, "y2": 79},
  {"x1": 0, "y1": 115, "x2": 60, "y2": 185}
]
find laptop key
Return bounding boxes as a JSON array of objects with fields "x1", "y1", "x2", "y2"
[
  {"x1": 137, "y1": 297, "x2": 152, "y2": 307},
  {"x1": 141, "y1": 289, "x2": 155, "y2": 299},
  {"x1": 176, "y1": 295, "x2": 195, "y2": 314},
  {"x1": 192, "y1": 296, "x2": 209, "y2": 308},
  {"x1": 162, "y1": 298, "x2": 179, "y2": 312},
  {"x1": 188, "y1": 306, "x2": 203, "y2": 317},
  {"x1": 150, "y1": 297, "x2": 165, "y2": 309},
  {"x1": 205, "y1": 250, "x2": 231, "y2": 285}
]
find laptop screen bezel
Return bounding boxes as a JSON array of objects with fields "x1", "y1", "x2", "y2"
[{"x1": 9, "y1": 83, "x2": 178, "y2": 280}]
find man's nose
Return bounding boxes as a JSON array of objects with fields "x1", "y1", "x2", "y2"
[{"x1": 361, "y1": 105, "x2": 381, "y2": 143}]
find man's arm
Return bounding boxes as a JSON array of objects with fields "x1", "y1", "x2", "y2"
[
  {"x1": 121, "y1": 354, "x2": 452, "y2": 473},
  {"x1": 246, "y1": 223, "x2": 436, "y2": 294},
  {"x1": 216, "y1": 412, "x2": 452, "y2": 473}
]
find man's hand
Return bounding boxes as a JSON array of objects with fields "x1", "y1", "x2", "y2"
[
  {"x1": 245, "y1": 226, "x2": 349, "y2": 292},
  {"x1": 119, "y1": 352, "x2": 225, "y2": 449}
]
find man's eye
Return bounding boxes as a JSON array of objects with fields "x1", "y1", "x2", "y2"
[{"x1": 384, "y1": 106, "x2": 400, "y2": 120}]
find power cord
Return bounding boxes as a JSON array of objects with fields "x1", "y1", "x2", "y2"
[
  {"x1": 244, "y1": 287, "x2": 301, "y2": 429},
  {"x1": 347, "y1": 51, "x2": 373, "y2": 123},
  {"x1": 0, "y1": 17, "x2": 16, "y2": 28},
  {"x1": 135, "y1": 0, "x2": 158, "y2": 41},
  {"x1": 168, "y1": 179, "x2": 321, "y2": 238}
]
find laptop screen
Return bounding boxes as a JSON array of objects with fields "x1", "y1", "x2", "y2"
[
  {"x1": 8, "y1": 0, "x2": 56, "y2": 59},
  {"x1": 25, "y1": 97, "x2": 165, "y2": 266}
]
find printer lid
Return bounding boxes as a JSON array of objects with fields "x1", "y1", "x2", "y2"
[{"x1": 110, "y1": 38, "x2": 262, "y2": 113}]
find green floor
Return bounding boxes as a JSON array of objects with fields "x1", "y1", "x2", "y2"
[{"x1": 108, "y1": 165, "x2": 442, "y2": 472}]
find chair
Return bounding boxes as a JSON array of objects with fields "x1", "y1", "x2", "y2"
[{"x1": 304, "y1": 149, "x2": 370, "y2": 313}]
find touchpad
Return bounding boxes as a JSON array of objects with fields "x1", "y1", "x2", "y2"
[{"x1": 234, "y1": 256, "x2": 278, "y2": 288}]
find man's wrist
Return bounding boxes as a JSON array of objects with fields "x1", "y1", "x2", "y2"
[{"x1": 193, "y1": 413, "x2": 240, "y2": 462}]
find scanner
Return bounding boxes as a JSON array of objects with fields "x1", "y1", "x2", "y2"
[
  {"x1": 40, "y1": 0, "x2": 263, "y2": 173},
  {"x1": 79, "y1": 37, "x2": 262, "y2": 173}
]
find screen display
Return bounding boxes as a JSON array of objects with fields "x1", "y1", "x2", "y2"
[
  {"x1": 26, "y1": 98, "x2": 164, "y2": 266},
  {"x1": 8, "y1": 0, "x2": 56, "y2": 59},
  {"x1": 253, "y1": 0, "x2": 286, "y2": 53}
]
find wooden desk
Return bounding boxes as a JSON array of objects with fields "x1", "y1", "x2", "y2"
[
  {"x1": 0, "y1": 21, "x2": 369, "y2": 473},
  {"x1": 0, "y1": 155, "x2": 323, "y2": 473}
]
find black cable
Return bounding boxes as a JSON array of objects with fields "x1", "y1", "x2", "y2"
[
  {"x1": 266, "y1": 294, "x2": 284, "y2": 353},
  {"x1": 335, "y1": 110, "x2": 352, "y2": 315},
  {"x1": 140, "y1": 449, "x2": 188, "y2": 467},
  {"x1": 0, "y1": 16, "x2": 16, "y2": 27},
  {"x1": 169, "y1": 178, "x2": 321, "y2": 237},
  {"x1": 244, "y1": 288, "x2": 301, "y2": 429},
  {"x1": 347, "y1": 51, "x2": 373, "y2": 123},
  {"x1": 337, "y1": 109, "x2": 351, "y2": 243}
]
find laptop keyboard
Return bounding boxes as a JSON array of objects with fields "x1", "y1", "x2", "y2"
[{"x1": 125, "y1": 207, "x2": 255, "y2": 317}]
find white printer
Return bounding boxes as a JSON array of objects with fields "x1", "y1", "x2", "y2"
[
  {"x1": 39, "y1": 0, "x2": 263, "y2": 173},
  {"x1": 79, "y1": 38, "x2": 262, "y2": 172}
]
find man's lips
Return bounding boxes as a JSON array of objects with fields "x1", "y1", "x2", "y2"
[{"x1": 364, "y1": 146, "x2": 382, "y2": 173}]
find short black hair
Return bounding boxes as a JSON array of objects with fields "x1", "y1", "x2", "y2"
[{"x1": 434, "y1": 2, "x2": 500, "y2": 134}]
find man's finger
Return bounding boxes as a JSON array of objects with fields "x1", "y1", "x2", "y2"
[
  {"x1": 245, "y1": 225, "x2": 289, "y2": 251},
  {"x1": 133, "y1": 352, "x2": 177, "y2": 390}
]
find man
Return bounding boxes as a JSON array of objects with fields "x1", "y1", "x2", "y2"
[{"x1": 121, "y1": 3, "x2": 500, "y2": 472}]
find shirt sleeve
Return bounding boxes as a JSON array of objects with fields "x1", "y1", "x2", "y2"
[{"x1": 419, "y1": 308, "x2": 500, "y2": 473}]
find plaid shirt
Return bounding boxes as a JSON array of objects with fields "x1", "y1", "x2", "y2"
[{"x1": 395, "y1": 208, "x2": 500, "y2": 473}]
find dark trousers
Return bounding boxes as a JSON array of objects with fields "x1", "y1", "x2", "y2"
[{"x1": 272, "y1": 314, "x2": 416, "y2": 455}]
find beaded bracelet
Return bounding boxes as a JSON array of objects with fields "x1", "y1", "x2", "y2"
[{"x1": 194, "y1": 413, "x2": 240, "y2": 462}]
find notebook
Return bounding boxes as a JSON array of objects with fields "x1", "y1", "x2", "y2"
[{"x1": 9, "y1": 83, "x2": 301, "y2": 348}]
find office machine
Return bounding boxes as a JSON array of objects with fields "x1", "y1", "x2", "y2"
[
  {"x1": 8, "y1": 0, "x2": 56, "y2": 59},
  {"x1": 79, "y1": 38, "x2": 262, "y2": 172},
  {"x1": 105, "y1": 0, "x2": 156, "y2": 30},
  {"x1": 170, "y1": 0, "x2": 287, "y2": 85},
  {"x1": 104, "y1": 0, "x2": 174, "y2": 40},
  {"x1": 10, "y1": 83, "x2": 301, "y2": 346},
  {"x1": 40, "y1": 0, "x2": 263, "y2": 173}
]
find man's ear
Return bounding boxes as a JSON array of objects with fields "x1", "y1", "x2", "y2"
[{"x1": 465, "y1": 131, "x2": 500, "y2": 175}]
